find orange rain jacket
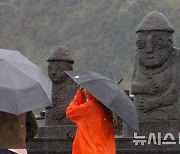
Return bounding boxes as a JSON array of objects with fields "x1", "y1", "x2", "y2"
[{"x1": 66, "y1": 89, "x2": 116, "y2": 154}]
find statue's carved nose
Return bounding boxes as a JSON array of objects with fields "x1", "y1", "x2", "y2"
[{"x1": 146, "y1": 36, "x2": 153, "y2": 53}]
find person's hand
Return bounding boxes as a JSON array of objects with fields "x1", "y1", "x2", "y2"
[
  {"x1": 77, "y1": 87, "x2": 83, "y2": 93},
  {"x1": 79, "y1": 87, "x2": 83, "y2": 90},
  {"x1": 82, "y1": 88, "x2": 87, "y2": 93},
  {"x1": 81, "y1": 88, "x2": 88, "y2": 102},
  {"x1": 138, "y1": 97, "x2": 157, "y2": 112}
]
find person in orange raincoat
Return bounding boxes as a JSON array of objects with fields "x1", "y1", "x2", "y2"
[{"x1": 66, "y1": 88, "x2": 116, "y2": 154}]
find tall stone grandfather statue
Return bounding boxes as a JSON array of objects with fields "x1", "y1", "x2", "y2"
[
  {"x1": 45, "y1": 46, "x2": 78, "y2": 126},
  {"x1": 131, "y1": 11, "x2": 180, "y2": 135}
]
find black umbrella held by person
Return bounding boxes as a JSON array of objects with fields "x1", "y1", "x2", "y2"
[{"x1": 65, "y1": 70, "x2": 139, "y2": 131}]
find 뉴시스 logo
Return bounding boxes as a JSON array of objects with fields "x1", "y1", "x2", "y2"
[{"x1": 133, "y1": 132, "x2": 180, "y2": 145}]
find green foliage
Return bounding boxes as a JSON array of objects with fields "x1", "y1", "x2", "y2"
[{"x1": 0, "y1": 0, "x2": 179, "y2": 90}]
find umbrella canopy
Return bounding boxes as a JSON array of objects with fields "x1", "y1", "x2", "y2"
[
  {"x1": 0, "y1": 49, "x2": 52, "y2": 115},
  {"x1": 65, "y1": 70, "x2": 139, "y2": 131}
]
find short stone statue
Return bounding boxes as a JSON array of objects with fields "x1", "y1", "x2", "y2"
[
  {"x1": 132, "y1": 11, "x2": 180, "y2": 121},
  {"x1": 45, "y1": 46, "x2": 78, "y2": 126}
]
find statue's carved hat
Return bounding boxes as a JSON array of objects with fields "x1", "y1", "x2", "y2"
[
  {"x1": 47, "y1": 46, "x2": 74, "y2": 63},
  {"x1": 135, "y1": 11, "x2": 174, "y2": 33}
]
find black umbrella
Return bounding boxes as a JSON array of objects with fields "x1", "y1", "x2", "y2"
[{"x1": 65, "y1": 70, "x2": 139, "y2": 131}]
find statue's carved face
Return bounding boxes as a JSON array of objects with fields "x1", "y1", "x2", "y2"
[
  {"x1": 48, "y1": 61, "x2": 72, "y2": 83},
  {"x1": 136, "y1": 31, "x2": 173, "y2": 68}
]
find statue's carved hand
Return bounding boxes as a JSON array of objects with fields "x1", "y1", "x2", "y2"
[
  {"x1": 51, "y1": 107, "x2": 66, "y2": 120},
  {"x1": 144, "y1": 80, "x2": 159, "y2": 95},
  {"x1": 138, "y1": 97, "x2": 156, "y2": 113},
  {"x1": 132, "y1": 80, "x2": 159, "y2": 95}
]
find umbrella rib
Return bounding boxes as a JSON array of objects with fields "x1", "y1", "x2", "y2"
[
  {"x1": 71, "y1": 73, "x2": 132, "y2": 106},
  {"x1": 4, "y1": 55, "x2": 37, "y2": 67},
  {"x1": 3, "y1": 61, "x2": 19, "y2": 114},
  {"x1": 110, "y1": 93, "x2": 138, "y2": 131},
  {"x1": 114, "y1": 90, "x2": 133, "y2": 107},
  {"x1": 3, "y1": 61, "x2": 42, "y2": 114},
  {"x1": 0, "y1": 49, "x2": 18, "y2": 61},
  {"x1": 0, "y1": 50, "x2": 18, "y2": 60},
  {"x1": 19, "y1": 81, "x2": 50, "y2": 114},
  {"x1": 80, "y1": 78, "x2": 132, "y2": 106},
  {"x1": 5, "y1": 60, "x2": 41, "y2": 83},
  {"x1": 79, "y1": 77, "x2": 114, "y2": 84},
  {"x1": 4, "y1": 61, "x2": 51, "y2": 114}
]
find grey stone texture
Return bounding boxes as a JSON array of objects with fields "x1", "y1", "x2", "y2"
[
  {"x1": 27, "y1": 136, "x2": 180, "y2": 154},
  {"x1": 135, "y1": 11, "x2": 174, "y2": 32},
  {"x1": 132, "y1": 11, "x2": 180, "y2": 120},
  {"x1": 129, "y1": 11, "x2": 180, "y2": 139},
  {"x1": 45, "y1": 46, "x2": 78, "y2": 126},
  {"x1": 36, "y1": 125, "x2": 76, "y2": 138}
]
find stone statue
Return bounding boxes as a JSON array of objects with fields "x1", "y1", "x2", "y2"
[
  {"x1": 45, "y1": 46, "x2": 78, "y2": 126},
  {"x1": 132, "y1": 11, "x2": 180, "y2": 121}
]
